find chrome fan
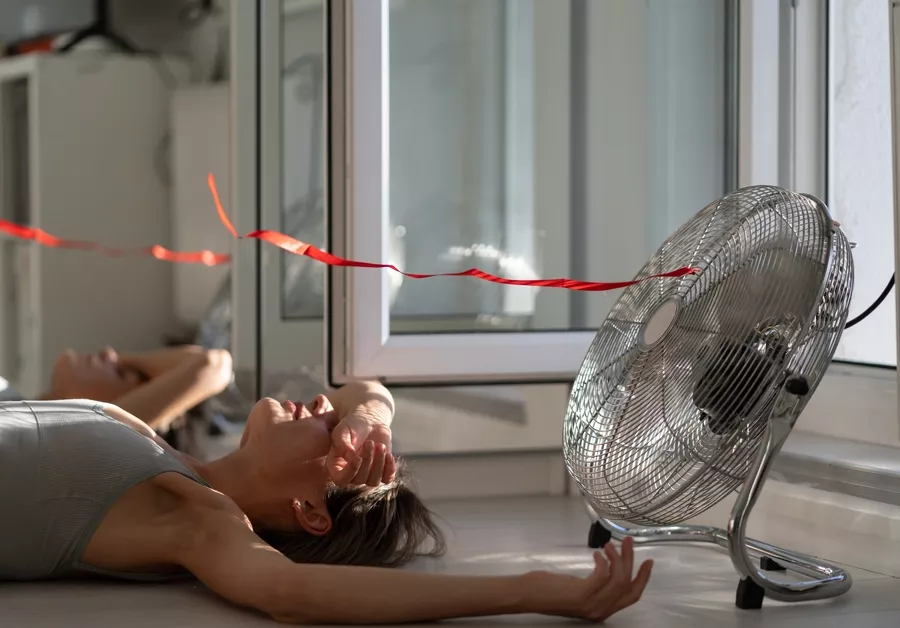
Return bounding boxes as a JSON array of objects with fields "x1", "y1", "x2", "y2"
[{"x1": 563, "y1": 186, "x2": 854, "y2": 609}]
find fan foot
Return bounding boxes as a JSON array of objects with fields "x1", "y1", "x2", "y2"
[
  {"x1": 735, "y1": 556, "x2": 788, "y2": 609},
  {"x1": 588, "y1": 521, "x2": 612, "y2": 549},
  {"x1": 736, "y1": 577, "x2": 765, "y2": 609},
  {"x1": 760, "y1": 556, "x2": 786, "y2": 572}
]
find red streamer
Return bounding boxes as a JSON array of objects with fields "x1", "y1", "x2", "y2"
[
  {"x1": 0, "y1": 175, "x2": 697, "y2": 290},
  {"x1": 206, "y1": 173, "x2": 697, "y2": 291},
  {"x1": 0, "y1": 217, "x2": 230, "y2": 266}
]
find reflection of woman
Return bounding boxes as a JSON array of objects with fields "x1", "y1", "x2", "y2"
[
  {"x1": 0, "y1": 345, "x2": 232, "y2": 433},
  {"x1": 0, "y1": 380, "x2": 652, "y2": 623}
]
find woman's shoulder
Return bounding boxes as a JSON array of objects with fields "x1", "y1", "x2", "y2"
[{"x1": 81, "y1": 470, "x2": 247, "y2": 572}]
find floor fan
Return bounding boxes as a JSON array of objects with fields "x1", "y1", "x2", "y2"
[{"x1": 563, "y1": 186, "x2": 857, "y2": 609}]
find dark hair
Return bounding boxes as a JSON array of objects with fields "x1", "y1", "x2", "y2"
[{"x1": 256, "y1": 459, "x2": 446, "y2": 568}]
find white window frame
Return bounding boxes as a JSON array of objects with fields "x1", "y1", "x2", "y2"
[
  {"x1": 328, "y1": 0, "x2": 589, "y2": 385},
  {"x1": 328, "y1": 0, "x2": 741, "y2": 385},
  {"x1": 254, "y1": 0, "x2": 333, "y2": 385},
  {"x1": 229, "y1": 0, "x2": 261, "y2": 395},
  {"x1": 788, "y1": 0, "x2": 900, "y2": 445}
]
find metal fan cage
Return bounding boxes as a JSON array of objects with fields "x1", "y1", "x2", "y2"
[{"x1": 563, "y1": 186, "x2": 855, "y2": 607}]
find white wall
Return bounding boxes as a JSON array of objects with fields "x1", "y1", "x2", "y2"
[{"x1": 0, "y1": 1, "x2": 231, "y2": 387}]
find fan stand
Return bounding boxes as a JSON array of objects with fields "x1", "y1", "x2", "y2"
[
  {"x1": 582, "y1": 377, "x2": 852, "y2": 610},
  {"x1": 57, "y1": 0, "x2": 138, "y2": 54}
]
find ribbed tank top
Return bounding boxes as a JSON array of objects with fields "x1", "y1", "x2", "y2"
[{"x1": 0, "y1": 399, "x2": 207, "y2": 581}]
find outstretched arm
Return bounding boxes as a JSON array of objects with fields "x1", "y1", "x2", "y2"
[
  {"x1": 114, "y1": 346, "x2": 233, "y2": 431},
  {"x1": 177, "y1": 506, "x2": 652, "y2": 624}
]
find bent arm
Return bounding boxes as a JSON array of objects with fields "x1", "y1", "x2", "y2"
[
  {"x1": 178, "y1": 508, "x2": 524, "y2": 624},
  {"x1": 114, "y1": 347, "x2": 233, "y2": 431},
  {"x1": 328, "y1": 380, "x2": 395, "y2": 427}
]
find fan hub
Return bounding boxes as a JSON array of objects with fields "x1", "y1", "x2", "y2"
[{"x1": 640, "y1": 299, "x2": 679, "y2": 349}]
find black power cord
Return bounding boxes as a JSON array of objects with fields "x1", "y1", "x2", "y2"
[{"x1": 845, "y1": 274, "x2": 895, "y2": 329}]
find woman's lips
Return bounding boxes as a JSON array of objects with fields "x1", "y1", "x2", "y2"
[{"x1": 282, "y1": 400, "x2": 298, "y2": 418}]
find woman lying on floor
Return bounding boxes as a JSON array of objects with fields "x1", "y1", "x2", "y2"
[
  {"x1": 0, "y1": 380, "x2": 653, "y2": 624},
  {"x1": 0, "y1": 344, "x2": 232, "y2": 434}
]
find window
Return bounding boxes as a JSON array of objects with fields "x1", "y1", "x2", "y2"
[
  {"x1": 236, "y1": 0, "x2": 900, "y2": 447},
  {"x1": 829, "y1": 0, "x2": 896, "y2": 367},
  {"x1": 328, "y1": 0, "x2": 737, "y2": 384},
  {"x1": 788, "y1": 0, "x2": 899, "y2": 445},
  {"x1": 255, "y1": 0, "x2": 329, "y2": 385}
]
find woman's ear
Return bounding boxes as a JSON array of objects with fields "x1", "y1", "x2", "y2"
[{"x1": 292, "y1": 498, "x2": 332, "y2": 536}]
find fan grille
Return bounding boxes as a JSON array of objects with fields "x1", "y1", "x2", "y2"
[{"x1": 564, "y1": 187, "x2": 854, "y2": 526}]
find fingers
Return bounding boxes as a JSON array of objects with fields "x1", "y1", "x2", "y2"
[
  {"x1": 584, "y1": 539, "x2": 636, "y2": 620},
  {"x1": 348, "y1": 441, "x2": 396, "y2": 487},
  {"x1": 585, "y1": 551, "x2": 610, "y2": 589},
  {"x1": 602, "y1": 538, "x2": 628, "y2": 593},
  {"x1": 621, "y1": 534, "x2": 634, "y2": 579},
  {"x1": 349, "y1": 442, "x2": 376, "y2": 485},
  {"x1": 565, "y1": 540, "x2": 655, "y2": 622},
  {"x1": 346, "y1": 441, "x2": 393, "y2": 487},
  {"x1": 382, "y1": 449, "x2": 397, "y2": 483},
  {"x1": 599, "y1": 559, "x2": 654, "y2": 621},
  {"x1": 366, "y1": 443, "x2": 387, "y2": 486},
  {"x1": 310, "y1": 394, "x2": 333, "y2": 415},
  {"x1": 327, "y1": 448, "x2": 364, "y2": 487},
  {"x1": 331, "y1": 423, "x2": 357, "y2": 457}
]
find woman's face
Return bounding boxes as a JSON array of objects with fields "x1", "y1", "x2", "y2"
[
  {"x1": 239, "y1": 396, "x2": 339, "y2": 532},
  {"x1": 49, "y1": 347, "x2": 143, "y2": 402}
]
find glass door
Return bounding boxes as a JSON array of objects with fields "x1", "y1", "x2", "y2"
[
  {"x1": 327, "y1": 0, "x2": 739, "y2": 385},
  {"x1": 256, "y1": 0, "x2": 330, "y2": 401}
]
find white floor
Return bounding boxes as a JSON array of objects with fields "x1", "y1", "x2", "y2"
[{"x1": 2, "y1": 495, "x2": 900, "y2": 627}]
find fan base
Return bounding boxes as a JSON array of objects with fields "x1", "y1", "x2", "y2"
[{"x1": 586, "y1": 520, "x2": 788, "y2": 610}]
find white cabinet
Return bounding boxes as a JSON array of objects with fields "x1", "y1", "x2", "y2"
[{"x1": 0, "y1": 54, "x2": 187, "y2": 396}]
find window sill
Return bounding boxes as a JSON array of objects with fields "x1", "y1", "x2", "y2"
[
  {"x1": 775, "y1": 430, "x2": 900, "y2": 507},
  {"x1": 774, "y1": 361, "x2": 900, "y2": 506},
  {"x1": 794, "y1": 362, "x2": 898, "y2": 444}
]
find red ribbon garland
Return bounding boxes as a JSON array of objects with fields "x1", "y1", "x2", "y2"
[
  {"x1": 0, "y1": 173, "x2": 697, "y2": 291},
  {"x1": 205, "y1": 174, "x2": 696, "y2": 291},
  {"x1": 0, "y1": 215, "x2": 230, "y2": 266}
]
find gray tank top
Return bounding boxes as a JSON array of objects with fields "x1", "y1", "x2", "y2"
[{"x1": 0, "y1": 399, "x2": 207, "y2": 581}]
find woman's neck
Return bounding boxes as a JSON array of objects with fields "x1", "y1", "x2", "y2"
[{"x1": 198, "y1": 448, "x2": 275, "y2": 520}]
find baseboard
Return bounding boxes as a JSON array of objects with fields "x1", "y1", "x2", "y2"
[{"x1": 403, "y1": 450, "x2": 568, "y2": 500}]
